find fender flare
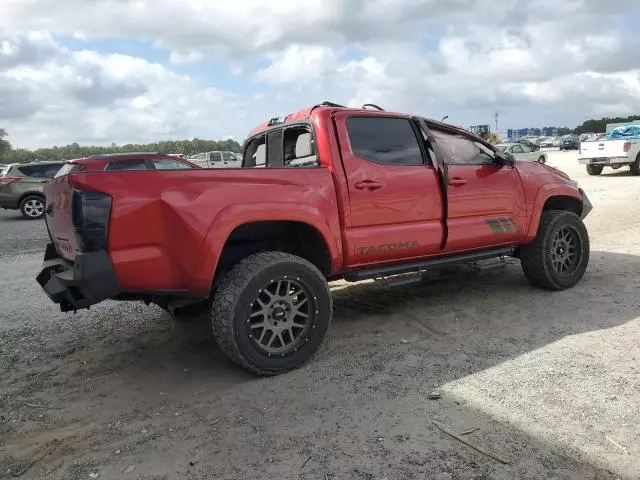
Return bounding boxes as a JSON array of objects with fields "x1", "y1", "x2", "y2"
[
  {"x1": 524, "y1": 184, "x2": 583, "y2": 242},
  {"x1": 190, "y1": 202, "x2": 343, "y2": 296}
]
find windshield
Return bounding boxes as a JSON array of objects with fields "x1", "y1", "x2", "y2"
[{"x1": 496, "y1": 146, "x2": 507, "y2": 152}]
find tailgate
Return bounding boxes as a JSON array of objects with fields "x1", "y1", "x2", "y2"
[
  {"x1": 44, "y1": 176, "x2": 78, "y2": 261},
  {"x1": 580, "y1": 140, "x2": 626, "y2": 159}
]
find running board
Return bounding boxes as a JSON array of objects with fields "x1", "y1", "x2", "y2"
[{"x1": 343, "y1": 247, "x2": 516, "y2": 282}]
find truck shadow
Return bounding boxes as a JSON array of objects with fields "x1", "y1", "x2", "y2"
[{"x1": 1, "y1": 250, "x2": 638, "y2": 478}]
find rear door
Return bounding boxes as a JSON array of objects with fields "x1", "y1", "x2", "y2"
[
  {"x1": 333, "y1": 112, "x2": 444, "y2": 266},
  {"x1": 427, "y1": 126, "x2": 527, "y2": 251}
]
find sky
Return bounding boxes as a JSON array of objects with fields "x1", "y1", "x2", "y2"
[{"x1": 1, "y1": 0, "x2": 640, "y2": 149}]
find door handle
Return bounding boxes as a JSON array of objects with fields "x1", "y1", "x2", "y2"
[
  {"x1": 354, "y1": 180, "x2": 383, "y2": 191},
  {"x1": 449, "y1": 178, "x2": 468, "y2": 187}
]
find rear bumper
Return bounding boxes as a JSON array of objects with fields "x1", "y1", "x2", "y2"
[
  {"x1": 580, "y1": 189, "x2": 593, "y2": 220},
  {"x1": 578, "y1": 157, "x2": 629, "y2": 165},
  {"x1": 36, "y1": 243, "x2": 120, "y2": 312}
]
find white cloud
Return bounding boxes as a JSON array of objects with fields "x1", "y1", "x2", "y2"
[{"x1": 1, "y1": 0, "x2": 640, "y2": 148}]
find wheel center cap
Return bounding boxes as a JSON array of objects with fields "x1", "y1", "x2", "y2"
[{"x1": 272, "y1": 308, "x2": 286, "y2": 321}]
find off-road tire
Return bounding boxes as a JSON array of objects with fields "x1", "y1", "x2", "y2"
[
  {"x1": 20, "y1": 195, "x2": 45, "y2": 220},
  {"x1": 629, "y1": 154, "x2": 640, "y2": 176},
  {"x1": 586, "y1": 165, "x2": 603, "y2": 176},
  {"x1": 520, "y1": 211, "x2": 589, "y2": 291},
  {"x1": 211, "y1": 252, "x2": 332, "y2": 376}
]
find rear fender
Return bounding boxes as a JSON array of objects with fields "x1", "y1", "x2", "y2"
[
  {"x1": 524, "y1": 184, "x2": 582, "y2": 243},
  {"x1": 191, "y1": 203, "x2": 342, "y2": 296}
]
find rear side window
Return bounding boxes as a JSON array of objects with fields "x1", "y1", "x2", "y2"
[
  {"x1": 105, "y1": 159, "x2": 148, "y2": 171},
  {"x1": 17, "y1": 165, "x2": 43, "y2": 177},
  {"x1": 347, "y1": 117, "x2": 424, "y2": 166},
  {"x1": 210, "y1": 152, "x2": 222, "y2": 163},
  {"x1": 243, "y1": 135, "x2": 267, "y2": 168},
  {"x1": 152, "y1": 159, "x2": 192, "y2": 170}
]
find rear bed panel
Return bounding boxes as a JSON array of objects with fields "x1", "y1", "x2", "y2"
[{"x1": 64, "y1": 168, "x2": 342, "y2": 295}]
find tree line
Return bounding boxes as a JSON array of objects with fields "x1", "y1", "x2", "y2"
[
  {"x1": 573, "y1": 115, "x2": 640, "y2": 135},
  {"x1": 0, "y1": 129, "x2": 242, "y2": 164}
]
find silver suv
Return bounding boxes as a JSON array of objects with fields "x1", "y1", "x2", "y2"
[{"x1": 0, "y1": 161, "x2": 65, "y2": 219}]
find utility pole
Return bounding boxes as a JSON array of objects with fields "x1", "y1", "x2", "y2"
[{"x1": 494, "y1": 111, "x2": 499, "y2": 132}]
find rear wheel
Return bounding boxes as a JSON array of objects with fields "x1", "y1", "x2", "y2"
[
  {"x1": 537, "y1": 155, "x2": 546, "y2": 164},
  {"x1": 210, "y1": 252, "x2": 332, "y2": 376},
  {"x1": 520, "y1": 211, "x2": 589, "y2": 290},
  {"x1": 629, "y1": 154, "x2": 640, "y2": 176},
  {"x1": 586, "y1": 165, "x2": 603, "y2": 176},
  {"x1": 20, "y1": 195, "x2": 45, "y2": 220}
]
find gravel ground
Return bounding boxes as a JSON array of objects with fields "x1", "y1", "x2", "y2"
[{"x1": 1, "y1": 150, "x2": 639, "y2": 480}]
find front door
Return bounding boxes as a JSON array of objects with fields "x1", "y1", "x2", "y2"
[
  {"x1": 427, "y1": 127, "x2": 527, "y2": 252},
  {"x1": 333, "y1": 112, "x2": 444, "y2": 267}
]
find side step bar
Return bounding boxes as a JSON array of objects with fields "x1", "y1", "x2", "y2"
[{"x1": 343, "y1": 247, "x2": 516, "y2": 282}]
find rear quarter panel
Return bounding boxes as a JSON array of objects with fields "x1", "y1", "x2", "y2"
[{"x1": 69, "y1": 168, "x2": 342, "y2": 296}]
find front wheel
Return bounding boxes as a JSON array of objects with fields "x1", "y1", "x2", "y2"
[
  {"x1": 520, "y1": 211, "x2": 590, "y2": 290},
  {"x1": 537, "y1": 155, "x2": 546, "y2": 164},
  {"x1": 586, "y1": 165, "x2": 603, "y2": 176},
  {"x1": 211, "y1": 252, "x2": 332, "y2": 376},
  {"x1": 20, "y1": 195, "x2": 45, "y2": 219}
]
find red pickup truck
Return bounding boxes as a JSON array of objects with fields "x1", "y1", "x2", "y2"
[{"x1": 37, "y1": 102, "x2": 592, "y2": 375}]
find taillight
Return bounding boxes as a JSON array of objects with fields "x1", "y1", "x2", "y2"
[
  {"x1": 71, "y1": 189, "x2": 112, "y2": 252},
  {"x1": 0, "y1": 177, "x2": 21, "y2": 185},
  {"x1": 624, "y1": 142, "x2": 632, "y2": 152}
]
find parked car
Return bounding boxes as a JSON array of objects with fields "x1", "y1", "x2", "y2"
[
  {"x1": 559, "y1": 136, "x2": 580, "y2": 151},
  {"x1": 579, "y1": 126, "x2": 640, "y2": 176},
  {"x1": 496, "y1": 143, "x2": 547, "y2": 163},
  {"x1": 0, "y1": 161, "x2": 65, "y2": 219},
  {"x1": 55, "y1": 152, "x2": 200, "y2": 177},
  {"x1": 538, "y1": 137, "x2": 555, "y2": 148},
  {"x1": 516, "y1": 139, "x2": 541, "y2": 151},
  {"x1": 189, "y1": 151, "x2": 242, "y2": 168},
  {"x1": 37, "y1": 102, "x2": 591, "y2": 376}
]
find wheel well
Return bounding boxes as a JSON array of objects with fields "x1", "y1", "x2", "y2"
[
  {"x1": 543, "y1": 195, "x2": 582, "y2": 216},
  {"x1": 17, "y1": 192, "x2": 45, "y2": 207},
  {"x1": 214, "y1": 221, "x2": 332, "y2": 287}
]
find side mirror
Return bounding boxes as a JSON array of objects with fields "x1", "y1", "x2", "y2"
[{"x1": 494, "y1": 150, "x2": 515, "y2": 168}]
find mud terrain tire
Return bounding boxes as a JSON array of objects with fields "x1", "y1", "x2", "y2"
[
  {"x1": 520, "y1": 211, "x2": 590, "y2": 291},
  {"x1": 211, "y1": 252, "x2": 332, "y2": 376}
]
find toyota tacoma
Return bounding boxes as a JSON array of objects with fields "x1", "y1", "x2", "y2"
[{"x1": 37, "y1": 102, "x2": 592, "y2": 375}]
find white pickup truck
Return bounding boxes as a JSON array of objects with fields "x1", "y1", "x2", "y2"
[{"x1": 578, "y1": 136, "x2": 640, "y2": 176}]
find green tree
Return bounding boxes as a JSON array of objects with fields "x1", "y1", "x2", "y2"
[{"x1": 0, "y1": 128, "x2": 12, "y2": 161}]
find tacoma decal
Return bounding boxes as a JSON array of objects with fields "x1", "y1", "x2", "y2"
[
  {"x1": 486, "y1": 217, "x2": 517, "y2": 234},
  {"x1": 358, "y1": 241, "x2": 420, "y2": 255}
]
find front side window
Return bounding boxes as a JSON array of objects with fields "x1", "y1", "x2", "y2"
[
  {"x1": 105, "y1": 159, "x2": 148, "y2": 171},
  {"x1": 222, "y1": 152, "x2": 237, "y2": 163},
  {"x1": 153, "y1": 159, "x2": 192, "y2": 170},
  {"x1": 430, "y1": 129, "x2": 494, "y2": 165},
  {"x1": 41, "y1": 163, "x2": 64, "y2": 178},
  {"x1": 347, "y1": 117, "x2": 423, "y2": 166}
]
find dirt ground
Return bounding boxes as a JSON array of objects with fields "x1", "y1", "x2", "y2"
[{"x1": 1, "y1": 151, "x2": 639, "y2": 480}]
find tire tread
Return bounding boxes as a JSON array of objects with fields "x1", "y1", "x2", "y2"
[{"x1": 210, "y1": 251, "x2": 330, "y2": 376}]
